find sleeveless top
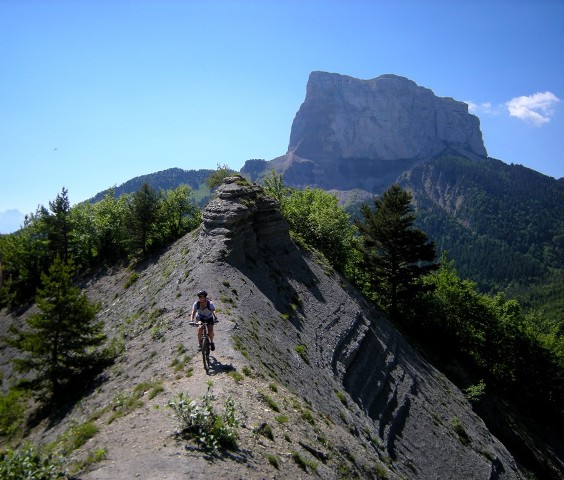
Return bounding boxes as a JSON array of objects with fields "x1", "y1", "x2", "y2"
[{"x1": 193, "y1": 300, "x2": 214, "y2": 320}]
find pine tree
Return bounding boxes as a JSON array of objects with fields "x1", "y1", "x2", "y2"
[
  {"x1": 356, "y1": 184, "x2": 438, "y2": 319},
  {"x1": 40, "y1": 187, "x2": 72, "y2": 260},
  {"x1": 7, "y1": 257, "x2": 104, "y2": 400}
]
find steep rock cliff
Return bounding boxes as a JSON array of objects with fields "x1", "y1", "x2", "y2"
[{"x1": 242, "y1": 71, "x2": 487, "y2": 193}]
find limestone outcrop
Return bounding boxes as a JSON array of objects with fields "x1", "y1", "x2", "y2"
[{"x1": 242, "y1": 71, "x2": 488, "y2": 193}]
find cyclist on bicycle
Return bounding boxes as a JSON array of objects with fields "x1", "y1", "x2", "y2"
[{"x1": 191, "y1": 290, "x2": 217, "y2": 351}]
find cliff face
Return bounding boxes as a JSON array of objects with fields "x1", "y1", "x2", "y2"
[
  {"x1": 289, "y1": 72, "x2": 486, "y2": 162},
  {"x1": 242, "y1": 72, "x2": 487, "y2": 192}
]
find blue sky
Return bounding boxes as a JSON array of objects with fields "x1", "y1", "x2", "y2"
[{"x1": 1, "y1": 0, "x2": 563, "y2": 224}]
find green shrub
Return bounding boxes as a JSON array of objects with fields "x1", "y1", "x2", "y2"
[
  {"x1": 295, "y1": 344, "x2": 309, "y2": 363},
  {"x1": 124, "y1": 272, "x2": 139, "y2": 289},
  {"x1": 301, "y1": 409, "x2": 315, "y2": 425},
  {"x1": 464, "y1": 380, "x2": 486, "y2": 402},
  {"x1": 254, "y1": 423, "x2": 274, "y2": 441},
  {"x1": 335, "y1": 390, "x2": 347, "y2": 405},
  {"x1": 168, "y1": 385, "x2": 239, "y2": 454},
  {"x1": 260, "y1": 393, "x2": 280, "y2": 412},
  {"x1": 228, "y1": 371, "x2": 244, "y2": 382},
  {"x1": 0, "y1": 446, "x2": 67, "y2": 479},
  {"x1": 291, "y1": 450, "x2": 317, "y2": 472},
  {"x1": 451, "y1": 417, "x2": 471, "y2": 445},
  {"x1": 0, "y1": 389, "x2": 27, "y2": 437},
  {"x1": 267, "y1": 454, "x2": 280, "y2": 469},
  {"x1": 275, "y1": 415, "x2": 289, "y2": 424}
]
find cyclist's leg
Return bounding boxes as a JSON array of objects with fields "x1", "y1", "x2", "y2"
[
  {"x1": 208, "y1": 323, "x2": 214, "y2": 342},
  {"x1": 207, "y1": 322, "x2": 215, "y2": 350},
  {"x1": 197, "y1": 322, "x2": 203, "y2": 347}
]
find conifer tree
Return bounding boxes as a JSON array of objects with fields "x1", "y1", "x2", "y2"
[
  {"x1": 7, "y1": 257, "x2": 104, "y2": 400},
  {"x1": 356, "y1": 184, "x2": 438, "y2": 319},
  {"x1": 40, "y1": 187, "x2": 72, "y2": 260}
]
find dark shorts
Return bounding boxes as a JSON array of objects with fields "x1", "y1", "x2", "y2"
[{"x1": 197, "y1": 317, "x2": 214, "y2": 325}]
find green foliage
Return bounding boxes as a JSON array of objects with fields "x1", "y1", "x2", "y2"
[
  {"x1": 0, "y1": 183, "x2": 201, "y2": 308},
  {"x1": 158, "y1": 185, "x2": 201, "y2": 241},
  {"x1": 294, "y1": 344, "x2": 309, "y2": 364},
  {"x1": 262, "y1": 170, "x2": 290, "y2": 203},
  {"x1": 266, "y1": 453, "x2": 280, "y2": 469},
  {"x1": 418, "y1": 255, "x2": 564, "y2": 421},
  {"x1": 0, "y1": 445, "x2": 67, "y2": 479},
  {"x1": 206, "y1": 164, "x2": 238, "y2": 189},
  {"x1": 280, "y1": 187, "x2": 357, "y2": 273},
  {"x1": 254, "y1": 422, "x2": 274, "y2": 441},
  {"x1": 168, "y1": 386, "x2": 239, "y2": 454},
  {"x1": 291, "y1": 450, "x2": 317, "y2": 472},
  {"x1": 40, "y1": 188, "x2": 72, "y2": 261},
  {"x1": 53, "y1": 421, "x2": 99, "y2": 454},
  {"x1": 410, "y1": 156, "x2": 564, "y2": 313},
  {"x1": 335, "y1": 390, "x2": 348, "y2": 406},
  {"x1": 259, "y1": 392, "x2": 280, "y2": 412},
  {"x1": 124, "y1": 272, "x2": 139, "y2": 289},
  {"x1": 464, "y1": 380, "x2": 486, "y2": 402},
  {"x1": 6, "y1": 257, "x2": 105, "y2": 400},
  {"x1": 451, "y1": 417, "x2": 471, "y2": 445},
  {"x1": 356, "y1": 184, "x2": 438, "y2": 318},
  {"x1": 0, "y1": 389, "x2": 28, "y2": 437},
  {"x1": 126, "y1": 182, "x2": 160, "y2": 255}
]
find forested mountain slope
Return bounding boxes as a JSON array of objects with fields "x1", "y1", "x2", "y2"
[{"x1": 398, "y1": 155, "x2": 564, "y2": 320}]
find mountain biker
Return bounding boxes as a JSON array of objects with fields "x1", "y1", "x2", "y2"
[{"x1": 191, "y1": 290, "x2": 217, "y2": 351}]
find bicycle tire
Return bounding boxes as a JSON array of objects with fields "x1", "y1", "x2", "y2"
[{"x1": 201, "y1": 336, "x2": 210, "y2": 374}]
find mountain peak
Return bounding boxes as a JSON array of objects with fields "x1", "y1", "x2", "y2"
[{"x1": 291, "y1": 71, "x2": 487, "y2": 163}]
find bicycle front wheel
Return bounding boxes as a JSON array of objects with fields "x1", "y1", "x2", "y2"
[{"x1": 201, "y1": 337, "x2": 210, "y2": 374}]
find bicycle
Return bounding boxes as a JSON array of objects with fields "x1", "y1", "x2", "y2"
[{"x1": 189, "y1": 319, "x2": 217, "y2": 374}]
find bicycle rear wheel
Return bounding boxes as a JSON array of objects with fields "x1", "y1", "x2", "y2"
[{"x1": 201, "y1": 337, "x2": 210, "y2": 374}]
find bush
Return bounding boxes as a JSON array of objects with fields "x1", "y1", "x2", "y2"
[
  {"x1": 0, "y1": 389, "x2": 27, "y2": 437},
  {"x1": 168, "y1": 385, "x2": 239, "y2": 454},
  {"x1": 0, "y1": 446, "x2": 67, "y2": 479}
]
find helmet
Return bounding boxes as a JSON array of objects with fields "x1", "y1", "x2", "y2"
[{"x1": 197, "y1": 290, "x2": 207, "y2": 297}]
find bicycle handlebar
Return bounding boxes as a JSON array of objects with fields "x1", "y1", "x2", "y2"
[{"x1": 189, "y1": 319, "x2": 219, "y2": 326}]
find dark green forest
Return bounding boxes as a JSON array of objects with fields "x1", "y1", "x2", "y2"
[{"x1": 398, "y1": 156, "x2": 564, "y2": 328}]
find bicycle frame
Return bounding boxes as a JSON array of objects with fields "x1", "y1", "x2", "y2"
[{"x1": 190, "y1": 319, "x2": 216, "y2": 374}]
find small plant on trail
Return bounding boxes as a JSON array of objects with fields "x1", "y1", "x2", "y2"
[
  {"x1": 0, "y1": 388, "x2": 28, "y2": 438},
  {"x1": 124, "y1": 272, "x2": 139, "y2": 289},
  {"x1": 168, "y1": 385, "x2": 239, "y2": 454}
]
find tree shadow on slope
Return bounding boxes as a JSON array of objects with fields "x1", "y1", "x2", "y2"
[{"x1": 24, "y1": 363, "x2": 113, "y2": 434}]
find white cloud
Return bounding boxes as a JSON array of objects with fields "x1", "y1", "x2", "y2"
[
  {"x1": 505, "y1": 91, "x2": 560, "y2": 126},
  {"x1": 466, "y1": 101, "x2": 497, "y2": 115}
]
